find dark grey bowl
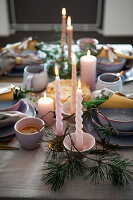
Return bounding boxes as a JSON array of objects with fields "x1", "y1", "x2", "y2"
[{"x1": 97, "y1": 108, "x2": 133, "y2": 132}]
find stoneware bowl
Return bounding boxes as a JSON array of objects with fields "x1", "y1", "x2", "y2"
[
  {"x1": 96, "y1": 73, "x2": 123, "y2": 93},
  {"x1": 62, "y1": 101, "x2": 75, "y2": 124},
  {"x1": 97, "y1": 108, "x2": 133, "y2": 132},
  {"x1": 63, "y1": 132, "x2": 95, "y2": 158},
  {"x1": 77, "y1": 37, "x2": 99, "y2": 51},
  {"x1": 0, "y1": 99, "x2": 21, "y2": 111},
  {"x1": 97, "y1": 57, "x2": 126, "y2": 73},
  {"x1": 14, "y1": 117, "x2": 44, "y2": 150}
]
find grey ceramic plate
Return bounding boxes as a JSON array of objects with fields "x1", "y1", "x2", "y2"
[
  {"x1": 83, "y1": 111, "x2": 133, "y2": 148},
  {"x1": 0, "y1": 99, "x2": 20, "y2": 111},
  {"x1": 0, "y1": 101, "x2": 36, "y2": 138}
]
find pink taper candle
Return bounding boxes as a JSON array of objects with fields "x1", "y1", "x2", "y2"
[
  {"x1": 67, "y1": 16, "x2": 73, "y2": 61},
  {"x1": 75, "y1": 80, "x2": 83, "y2": 151},
  {"x1": 55, "y1": 65, "x2": 63, "y2": 136},
  {"x1": 80, "y1": 50, "x2": 97, "y2": 91},
  {"x1": 71, "y1": 53, "x2": 77, "y2": 114},
  {"x1": 61, "y1": 8, "x2": 66, "y2": 51}
]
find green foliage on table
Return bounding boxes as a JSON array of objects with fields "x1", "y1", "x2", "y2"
[
  {"x1": 41, "y1": 105, "x2": 133, "y2": 191},
  {"x1": 14, "y1": 87, "x2": 32, "y2": 100},
  {"x1": 35, "y1": 41, "x2": 100, "y2": 80}
]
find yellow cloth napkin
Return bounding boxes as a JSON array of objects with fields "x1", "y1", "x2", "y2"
[
  {"x1": 0, "y1": 89, "x2": 14, "y2": 101},
  {"x1": 99, "y1": 93, "x2": 133, "y2": 108}
]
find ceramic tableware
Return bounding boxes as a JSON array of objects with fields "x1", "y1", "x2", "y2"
[
  {"x1": 97, "y1": 57, "x2": 126, "y2": 73},
  {"x1": 91, "y1": 109, "x2": 133, "y2": 136},
  {"x1": 63, "y1": 132, "x2": 95, "y2": 158},
  {"x1": 83, "y1": 113, "x2": 133, "y2": 148},
  {"x1": 0, "y1": 100, "x2": 35, "y2": 138},
  {"x1": 62, "y1": 101, "x2": 75, "y2": 124},
  {"x1": 0, "y1": 99, "x2": 21, "y2": 111},
  {"x1": 15, "y1": 117, "x2": 44, "y2": 150},
  {"x1": 77, "y1": 38, "x2": 99, "y2": 51},
  {"x1": 23, "y1": 64, "x2": 48, "y2": 92},
  {"x1": 96, "y1": 73, "x2": 123, "y2": 93}
]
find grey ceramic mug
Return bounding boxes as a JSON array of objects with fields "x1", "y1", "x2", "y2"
[{"x1": 96, "y1": 73, "x2": 123, "y2": 93}]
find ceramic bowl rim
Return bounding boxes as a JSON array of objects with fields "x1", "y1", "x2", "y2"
[
  {"x1": 0, "y1": 99, "x2": 21, "y2": 111},
  {"x1": 97, "y1": 57, "x2": 126, "y2": 66},
  {"x1": 98, "y1": 73, "x2": 121, "y2": 85},
  {"x1": 14, "y1": 117, "x2": 44, "y2": 136},
  {"x1": 76, "y1": 37, "x2": 99, "y2": 46},
  {"x1": 98, "y1": 109, "x2": 133, "y2": 123},
  {"x1": 63, "y1": 132, "x2": 95, "y2": 153}
]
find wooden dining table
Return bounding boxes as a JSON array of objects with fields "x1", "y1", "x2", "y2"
[{"x1": 0, "y1": 76, "x2": 133, "y2": 200}]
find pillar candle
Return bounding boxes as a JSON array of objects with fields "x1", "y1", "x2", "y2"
[
  {"x1": 61, "y1": 8, "x2": 66, "y2": 51},
  {"x1": 75, "y1": 80, "x2": 83, "y2": 151},
  {"x1": 67, "y1": 16, "x2": 73, "y2": 61},
  {"x1": 80, "y1": 50, "x2": 97, "y2": 91},
  {"x1": 71, "y1": 53, "x2": 77, "y2": 114},
  {"x1": 55, "y1": 65, "x2": 63, "y2": 136},
  {"x1": 38, "y1": 92, "x2": 54, "y2": 126}
]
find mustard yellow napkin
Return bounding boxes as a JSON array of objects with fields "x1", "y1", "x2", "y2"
[
  {"x1": 99, "y1": 92, "x2": 133, "y2": 108},
  {"x1": 0, "y1": 87, "x2": 14, "y2": 101}
]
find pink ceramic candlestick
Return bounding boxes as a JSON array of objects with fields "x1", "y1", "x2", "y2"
[
  {"x1": 80, "y1": 50, "x2": 97, "y2": 91},
  {"x1": 61, "y1": 8, "x2": 66, "y2": 51},
  {"x1": 55, "y1": 66, "x2": 63, "y2": 136},
  {"x1": 71, "y1": 53, "x2": 77, "y2": 114},
  {"x1": 67, "y1": 16, "x2": 73, "y2": 61},
  {"x1": 75, "y1": 80, "x2": 83, "y2": 151}
]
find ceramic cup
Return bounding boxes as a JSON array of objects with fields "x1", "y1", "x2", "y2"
[
  {"x1": 96, "y1": 73, "x2": 123, "y2": 93},
  {"x1": 14, "y1": 117, "x2": 44, "y2": 150},
  {"x1": 23, "y1": 64, "x2": 48, "y2": 92}
]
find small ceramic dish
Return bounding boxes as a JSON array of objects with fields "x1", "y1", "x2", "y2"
[
  {"x1": 97, "y1": 108, "x2": 133, "y2": 132},
  {"x1": 62, "y1": 101, "x2": 75, "y2": 124},
  {"x1": 14, "y1": 117, "x2": 44, "y2": 150},
  {"x1": 0, "y1": 99, "x2": 21, "y2": 111},
  {"x1": 63, "y1": 132, "x2": 95, "y2": 158},
  {"x1": 97, "y1": 57, "x2": 126, "y2": 73},
  {"x1": 77, "y1": 37, "x2": 99, "y2": 51}
]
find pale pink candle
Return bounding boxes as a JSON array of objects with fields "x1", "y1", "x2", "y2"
[
  {"x1": 71, "y1": 53, "x2": 77, "y2": 114},
  {"x1": 61, "y1": 8, "x2": 66, "y2": 51},
  {"x1": 67, "y1": 16, "x2": 73, "y2": 61},
  {"x1": 55, "y1": 65, "x2": 63, "y2": 136},
  {"x1": 75, "y1": 80, "x2": 83, "y2": 151},
  {"x1": 38, "y1": 92, "x2": 54, "y2": 126},
  {"x1": 80, "y1": 50, "x2": 97, "y2": 91}
]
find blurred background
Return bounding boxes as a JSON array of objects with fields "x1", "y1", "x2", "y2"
[{"x1": 0, "y1": 0, "x2": 133, "y2": 46}]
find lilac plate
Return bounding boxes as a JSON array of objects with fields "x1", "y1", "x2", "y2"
[
  {"x1": 0, "y1": 100, "x2": 36, "y2": 138},
  {"x1": 83, "y1": 111, "x2": 133, "y2": 148},
  {"x1": 0, "y1": 99, "x2": 21, "y2": 111}
]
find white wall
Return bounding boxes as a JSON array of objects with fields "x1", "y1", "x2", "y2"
[
  {"x1": 102, "y1": 0, "x2": 133, "y2": 36},
  {"x1": 0, "y1": 0, "x2": 10, "y2": 36}
]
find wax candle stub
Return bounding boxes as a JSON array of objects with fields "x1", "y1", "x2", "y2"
[
  {"x1": 80, "y1": 51, "x2": 97, "y2": 91},
  {"x1": 38, "y1": 92, "x2": 54, "y2": 126}
]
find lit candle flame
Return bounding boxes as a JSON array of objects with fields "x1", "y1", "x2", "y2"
[
  {"x1": 78, "y1": 80, "x2": 81, "y2": 90},
  {"x1": 87, "y1": 50, "x2": 90, "y2": 56},
  {"x1": 62, "y1": 8, "x2": 66, "y2": 16},
  {"x1": 72, "y1": 53, "x2": 76, "y2": 63},
  {"x1": 67, "y1": 16, "x2": 71, "y2": 27},
  {"x1": 44, "y1": 92, "x2": 46, "y2": 98},
  {"x1": 55, "y1": 65, "x2": 59, "y2": 76},
  {"x1": 120, "y1": 70, "x2": 124, "y2": 76}
]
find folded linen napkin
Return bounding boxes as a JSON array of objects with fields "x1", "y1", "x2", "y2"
[
  {"x1": 92, "y1": 88, "x2": 133, "y2": 108},
  {"x1": 0, "y1": 111, "x2": 26, "y2": 128}
]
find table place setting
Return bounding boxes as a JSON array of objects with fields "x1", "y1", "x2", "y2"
[{"x1": 1, "y1": 7, "x2": 133, "y2": 197}]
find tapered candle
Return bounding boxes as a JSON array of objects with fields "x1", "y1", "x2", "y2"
[
  {"x1": 67, "y1": 16, "x2": 73, "y2": 60},
  {"x1": 80, "y1": 50, "x2": 97, "y2": 91},
  {"x1": 55, "y1": 65, "x2": 63, "y2": 136},
  {"x1": 38, "y1": 92, "x2": 54, "y2": 126},
  {"x1": 71, "y1": 53, "x2": 77, "y2": 114},
  {"x1": 61, "y1": 8, "x2": 66, "y2": 51},
  {"x1": 75, "y1": 80, "x2": 83, "y2": 151}
]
